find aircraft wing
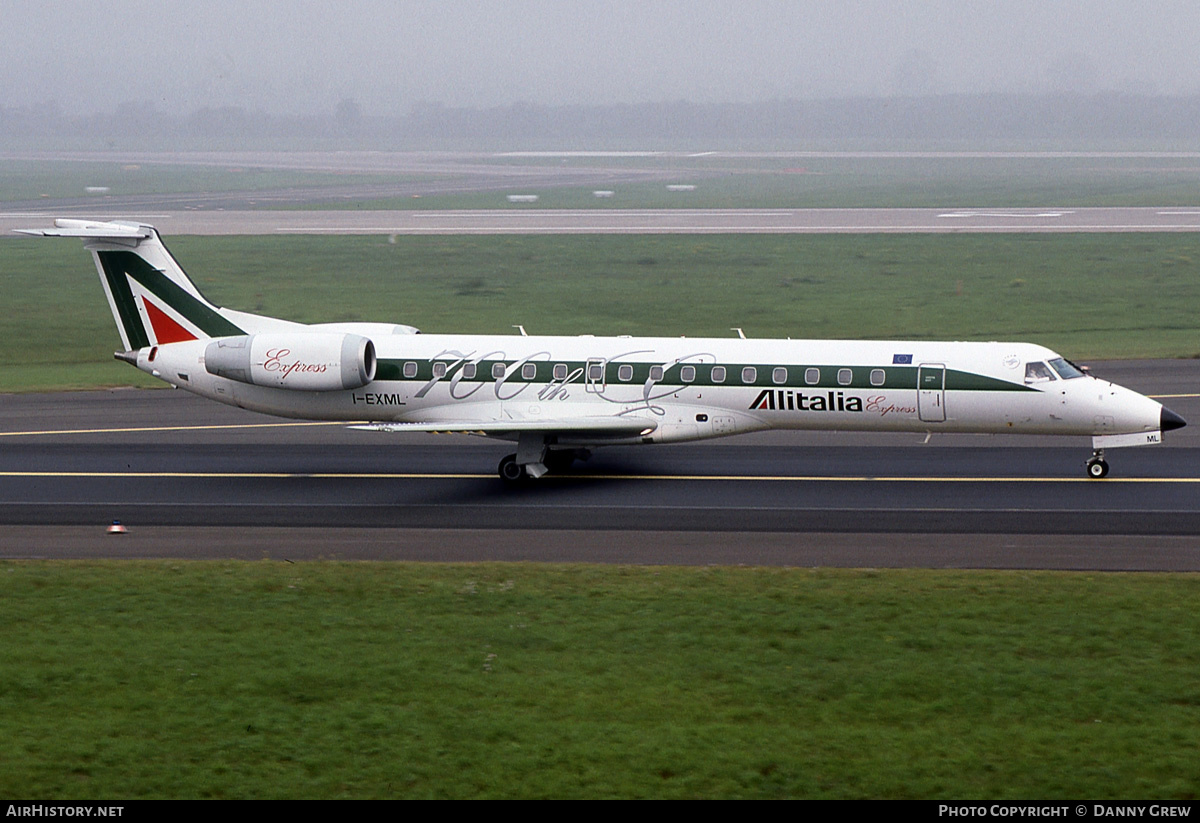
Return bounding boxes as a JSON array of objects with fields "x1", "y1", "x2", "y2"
[{"x1": 350, "y1": 416, "x2": 656, "y2": 436}]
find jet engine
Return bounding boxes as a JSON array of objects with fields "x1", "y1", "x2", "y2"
[{"x1": 204, "y1": 333, "x2": 376, "y2": 391}]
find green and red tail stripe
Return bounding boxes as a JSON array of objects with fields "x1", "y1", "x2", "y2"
[{"x1": 95, "y1": 249, "x2": 244, "y2": 348}]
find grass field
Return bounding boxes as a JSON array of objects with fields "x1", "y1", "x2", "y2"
[
  {"x1": 1, "y1": 561, "x2": 1197, "y2": 799},
  {"x1": 2, "y1": 232, "x2": 1198, "y2": 392}
]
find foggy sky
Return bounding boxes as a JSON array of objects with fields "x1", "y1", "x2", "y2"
[{"x1": 5, "y1": 0, "x2": 1199, "y2": 116}]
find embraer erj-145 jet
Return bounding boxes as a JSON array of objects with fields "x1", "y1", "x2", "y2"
[{"x1": 18, "y1": 219, "x2": 1186, "y2": 483}]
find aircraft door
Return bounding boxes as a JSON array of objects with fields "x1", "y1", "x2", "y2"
[
  {"x1": 585, "y1": 358, "x2": 606, "y2": 394},
  {"x1": 918, "y1": 364, "x2": 946, "y2": 423}
]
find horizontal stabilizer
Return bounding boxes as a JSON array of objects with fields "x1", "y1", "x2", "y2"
[{"x1": 15, "y1": 219, "x2": 152, "y2": 240}]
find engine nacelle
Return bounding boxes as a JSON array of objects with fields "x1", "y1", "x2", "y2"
[{"x1": 205, "y1": 333, "x2": 376, "y2": 391}]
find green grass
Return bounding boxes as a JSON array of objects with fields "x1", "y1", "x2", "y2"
[
  {"x1": 2, "y1": 232, "x2": 1199, "y2": 392},
  {"x1": 1, "y1": 561, "x2": 1197, "y2": 799}
]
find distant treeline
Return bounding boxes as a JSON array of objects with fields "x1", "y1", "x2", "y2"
[{"x1": 4, "y1": 94, "x2": 1200, "y2": 148}]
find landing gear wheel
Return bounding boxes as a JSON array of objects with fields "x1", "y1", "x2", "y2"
[
  {"x1": 498, "y1": 454, "x2": 526, "y2": 485},
  {"x1": 1086, "y1": 458, "x2": 1109, "y2": 479}
]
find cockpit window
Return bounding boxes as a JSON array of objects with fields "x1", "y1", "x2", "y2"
[
  {"x1": 1048, "y1": 357, "x2": 1084, "y2": 379},
  {"x1": 1024, "y1": 361, "x2": 1056, "y2": 384}
]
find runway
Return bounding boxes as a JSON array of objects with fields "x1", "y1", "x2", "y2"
[
  {"x1": 1, "y1": 359, "x2": 1197, "y2": 568},
  {"x1": 7, "y1": 207, "x2": 1200, "y2": 236}
]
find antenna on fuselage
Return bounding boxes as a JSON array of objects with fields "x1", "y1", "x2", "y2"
[
  {"x1": 513, "y1": 325, "x2": 528, "y2": 336},
  {"x1": 731, "y1": 328, "x2": 746, "y2": 339}
]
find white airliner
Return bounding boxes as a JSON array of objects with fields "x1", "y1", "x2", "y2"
[{"x1": 18, "y1": 219, "x2": 1186, "y2": 482}]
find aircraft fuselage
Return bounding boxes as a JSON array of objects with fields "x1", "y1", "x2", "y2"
[{"x1": 139, "y1": 333, "x2": 1170, "y2": 446}]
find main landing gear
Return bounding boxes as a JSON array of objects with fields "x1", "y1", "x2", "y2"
[
  {"x1": 497, "y1": 442, "x2": 591, "y2": 485},
  {"x1": 1085, "y1": 449, "x2": 1109, "y2": 479},
  {"x1": 498, "y1": 454, "x2": 527, "y2": 484}
]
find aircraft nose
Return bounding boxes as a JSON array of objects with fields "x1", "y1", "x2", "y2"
[{"x1": 1162, "y1": 406, "x2": 1187, "y2": 432}]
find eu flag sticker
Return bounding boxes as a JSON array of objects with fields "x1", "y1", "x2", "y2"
[{"x1": 892, "y1": 354, "x2": 913, "y2": 364}]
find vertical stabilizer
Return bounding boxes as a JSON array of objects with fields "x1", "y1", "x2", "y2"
[{"x1": 15, "y1": 219, "x2": 244, "y2": 349}]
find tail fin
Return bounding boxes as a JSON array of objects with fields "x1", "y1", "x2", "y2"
[{"x1": 16, "y1": 219, "x2": 245, "y2": 349}]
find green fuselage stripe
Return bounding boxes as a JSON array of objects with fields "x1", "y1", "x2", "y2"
[{"x1": 375, "y1": 358, "x2": 1033, "y2": 392}]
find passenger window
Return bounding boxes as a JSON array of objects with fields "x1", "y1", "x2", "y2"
[
  {"x1": 772, "y1": 367, "x2": 787, "y2": 385},
  {"x1": 433, "y1": 362, "x2": 447, "y2": 379},
  {"x1": 588, "y1": 363, "x2": 604, "y2": 381},
  {"x1": 462, "y1": 363, "x2": 477, "y2": 379},
  {"x1": 681, "y1": 365, "x2": 696, "y2": 383},
  {"x1": 870, "y1": 368, "x2": 885, "y2": 386},
  {"x1": 742, "y1": 366, "x2": 757, "y2": 384},
  {"x1": 1024, "y1": 361, "x2": 1056, "y2": 384},
  {"x1": 522, "y1": 363, "x2": 537, "y2": 380},
  {"x1": 618, "y1": 364, "x2": 633, "y2": 381},
  {"x1": 711, "y1": 365, "x2": 726, "y2": 383},
  {"x1": 837, "y1": 368, "x2": 853, "y2": 386},
  {"x1": 403, "y1": 361, "x2": 418, "y2": 379},
  {"x1": 650, "y1": 366, "x2": 664, "y2": 382},
  {"x1": 553, "y1": 364, "x2": 568, "y2": 380},
  {"x1": 492, "y1": 362, "x2": 506, "y2": 379},
  {"x1": 805, "y1": 367, "x2": 819, "y2": 385}
]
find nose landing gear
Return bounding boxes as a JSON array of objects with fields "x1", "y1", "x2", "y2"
[{"x1": 1086, "y1": 449, "x2": 1109, "y2": 479}]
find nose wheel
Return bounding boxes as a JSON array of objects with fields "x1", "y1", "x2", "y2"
[{"x1": 1086, "y1": 450, "x2": 1109, "y2": 479}]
